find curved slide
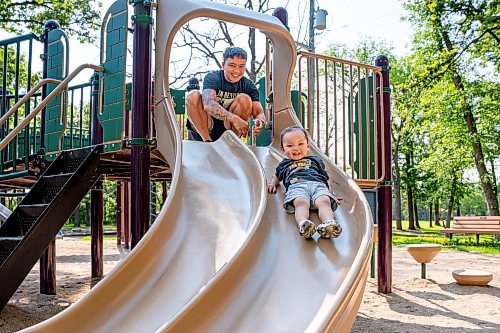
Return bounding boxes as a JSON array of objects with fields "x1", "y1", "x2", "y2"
[{"x1": 22, "y1": 0, "x2": 373, "y2": 332}]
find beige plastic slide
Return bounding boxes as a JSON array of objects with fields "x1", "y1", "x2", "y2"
[{"x1": 22, "y1": 0, "x2": 373, "y2": 332}]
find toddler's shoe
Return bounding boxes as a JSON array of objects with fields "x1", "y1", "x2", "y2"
[
  {"x1": 316, "y1": 220, "x2": 342, "y2": 238},
  {"x1": 298, "y1": 220, "x2": 316, "y2": 239}
]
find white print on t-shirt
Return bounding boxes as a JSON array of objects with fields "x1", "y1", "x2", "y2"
[{"x1": 216, "y1": 91, "x2": 238, "y2": 109}]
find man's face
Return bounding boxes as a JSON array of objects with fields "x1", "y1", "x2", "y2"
[{"x1": 222, "y1": 56, "x2": 247, "y2": 83}]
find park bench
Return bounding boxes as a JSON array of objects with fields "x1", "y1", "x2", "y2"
[{"x1": 441, "y1": 216, "x2": 500, "y2": 244}]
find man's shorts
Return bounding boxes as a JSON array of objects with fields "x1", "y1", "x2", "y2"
[
  {"x1": 284, "y1": 180, "x2": 338, "y2": 214},
  {"x1": 186, "y1": 117, "x2": 227, "y2": 141}
]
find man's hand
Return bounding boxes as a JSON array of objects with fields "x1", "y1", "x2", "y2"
[
  {"x1": 253, "y1": 118, "x2": 264, "y2": 136},
  {"x1": 231, "y1": 114, "x2": 249, "y2": 137}
]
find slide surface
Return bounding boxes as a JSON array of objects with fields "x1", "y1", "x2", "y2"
[{"x1": 22, "y1": 0, "x2": 373, "y2": 332}]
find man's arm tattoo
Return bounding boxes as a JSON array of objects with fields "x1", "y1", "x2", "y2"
[{"x1": 202, "y1": 89, "x2": 232, "y2": 121}]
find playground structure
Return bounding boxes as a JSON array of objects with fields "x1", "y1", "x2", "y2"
[{"x1": 0, "y1": 0, "x2": 392, "y2": 331}]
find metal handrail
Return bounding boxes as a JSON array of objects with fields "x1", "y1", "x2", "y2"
[
  {"x1": 298, "y1": 50, "x2": 382, "y2": 71},
  {"x1": 0, "y1": 64, "x2": 104, "y2": 151},
  {"x1": 0, "y1": 78, "x2": 61, "y2": 127},
  {"x1": 296, "y1": 51, "x2": 387, "y2": 186}
]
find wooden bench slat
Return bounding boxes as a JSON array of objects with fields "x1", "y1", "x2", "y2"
[
  {"x1": 453, "y1": 223, "x2": 500, "y2": 230},
  {"x1": 453, "y1": 220, "x2": 500, "y2": 226},
  {"x1": 441, "y1": 229, "x2": 500, "y2": 234},
  {"x1": 441, "y1": 216, "x2": 500, "y2": 243},
  {"x1": 454, "y1": 216, "x2": 500, "y2": 221}
]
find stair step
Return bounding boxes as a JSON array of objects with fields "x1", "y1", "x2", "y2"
[
  {"x1": 0, "y1": 236, "x2": 23, "y2": 266},
  {"x1": 42, "y1": 173, "x2": 72, "y2": 188},
  {"x1": 38, "y1": 173, "x2": 72, "y2": 204},
  {"x1": 18, "y1": 204, "x2": 49, "y2": 217},
  {"x1": 17, "y1": 204, "x2": 49, "y2": 235},
  {"x1": 63, "y1": 149, "x2": 91, "y2": 173}
]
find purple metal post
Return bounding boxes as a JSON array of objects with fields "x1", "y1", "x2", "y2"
[
  {"x1": 124, "y1": 181, "x2": 130, "y2": 249},
  {"x1": 272, "y1": 7, "x2": 288, "y2": 27},
  {"x1": 375, "y1": 55, "x2": 392, "y2": 294},
  {"x1": 39, "y1": 239, "x2": 56, "y2": 294},
  {"x1": 162, "y1": 181, "x2": 168, "y2": 204},
  {"x1": 116, "y1": 181, "x2": 122, "y2": 246},
  {"x1": 90, "y1": 72, "x2": 103, "y2": 278},
  {"x1": 130, "y1": 1, "x2": 152, "y2": 248}
]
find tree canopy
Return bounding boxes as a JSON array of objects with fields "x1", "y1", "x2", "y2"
[{"x1": 0, "y1": 0, "x2": 103, "y2": 42}]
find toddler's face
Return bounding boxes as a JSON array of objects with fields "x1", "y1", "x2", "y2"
[{"x1": 281, "y1": 130, "x2": 310, "y2": 160}]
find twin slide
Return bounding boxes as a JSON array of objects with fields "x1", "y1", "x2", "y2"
[{"x1": 23, "y1": 0, "x2": 373, "y2": 331}]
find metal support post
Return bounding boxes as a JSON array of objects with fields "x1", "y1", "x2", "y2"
[
  {"x1": 90, "y1": 72, "x2": 103, "y2": 278},
  {"x1": 130, "y1": 0, "x2": 152, "y2": 248},
  {"x1": 116, "y1": 181, "x2": 123, "y2": 246},
  {"x1": 375, "y1": 55, "x2": 392, "y2": 294}
]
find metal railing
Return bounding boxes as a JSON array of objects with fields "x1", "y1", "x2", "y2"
[
  {"x1": 1, "y1": 33, "x2": 42, "y2": 174},
  {"x1": 296, "y1": 51, "x2": 387, "y2": 187},
  {"x1": 64, "y1": 82, "x2": 93, "y2": 150},
  {"x1": 0, "y1": 64, "x2": 104, "y2": 155}
]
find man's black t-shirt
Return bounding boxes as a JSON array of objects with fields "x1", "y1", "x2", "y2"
[
  {"x1": 203, "y1": 70, "x2": 260, "y2": 108},
  {"x1": 187, "y1": 70, "x2": 260, "y2": 141},
  {"x1": 275, "y1": 156, "x2": 329, "y2": 190}
]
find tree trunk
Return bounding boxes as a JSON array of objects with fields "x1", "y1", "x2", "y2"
[
  {"x1": 73, "y1": 206, "x2": 80, "y2": 228},
  {"x1": 456, "y1": 202, "x2": 461, "y2": 217},
  {"x1": 429, "y1": 202, "x2": 433, "y2": 228},
  {"x1": 435, "y1": 15, "x2": 499, "y2": 216},
  {"x1": 85, "y1": 202, "x2": 90, "y2": 227},
  {"x1": 490, "y1": 157, "x2": 499, "y2": 209},
  {"x1": 407, "y1": 187, "x2": 415, "y2": 230},
  {"x1": 414, "y1": 198, "x2": 421, "y2": 229},
  {"x1": 248, "y1": 27, "x2": 257, "y2": 82},
  {"x1": 446, "y1": 192, "x2": 454, "y2": 229},
  {"x1": 393, "y1": 140, "x2": 403, "y2": 230},
  {"x1": 434, "y1": 199, "x2": 441, "y2": 227},
  {"x1": 446, "y1": 175, "x2": 457, "y2": 228}
]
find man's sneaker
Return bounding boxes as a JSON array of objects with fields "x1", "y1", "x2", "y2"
[
  {"x1": 298, "y1": 220, "x2": 316, "y2": 239},
  {"x1": 316, "y1": 220, "x2": 342, "y2": 239}
]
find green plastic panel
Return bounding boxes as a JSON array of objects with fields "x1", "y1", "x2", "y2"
[
  {"x1": 171, "y1": 89, "x2": 186, "y2": 115},
  {"x1": 98, "y1": 0, "x2": 128, "y2": 152},
  {"x1": 254, "y1": 77, "x2": 306, "y2": 146},
  {"x1": 44, "y1": 29, "x2": 65, "y2": 155},
  {"x1": 349, "y1": 76, "x2": 376, "y2": 179},
  {"x1": 253, "y1": 77, "x2": 271, "y2": 146}
]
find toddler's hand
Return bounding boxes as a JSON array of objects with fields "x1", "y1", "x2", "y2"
[{"x1": 267, "y1": 183, "x2": 276, "y2": 194}]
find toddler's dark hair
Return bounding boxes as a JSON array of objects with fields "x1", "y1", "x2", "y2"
[
  {"x1": 223, "y1": 47, "x2": 247, "y2": 61},
  {"x1": 279, "y1": 125, "x2": 309, "y2": 148}
]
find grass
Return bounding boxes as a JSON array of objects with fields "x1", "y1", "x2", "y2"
[
  {"x1": 390, "y1": 220, "x2": 500, "y2": 255},
  {"x1": 66, "y1": 221, "x2": 499, "y2": 255}
]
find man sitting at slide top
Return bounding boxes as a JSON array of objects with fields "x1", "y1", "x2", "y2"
[{"x1": 185, "y1": 46, "x2": 265, "y2": 142}]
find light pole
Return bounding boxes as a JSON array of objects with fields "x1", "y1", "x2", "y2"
[{"x1": 307, "y1": 1, "x2": 327, "y2": 134}]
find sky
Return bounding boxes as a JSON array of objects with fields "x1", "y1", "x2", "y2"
[
  {"x1": 1, "y1": 0, "x2": 413, "y2": 84},
  {"x1": 76, "y1": 0, "x2": 412, "y2": 75},
  {"x1": 282, "y1": 0, "x2": 412, "y2": 55}
]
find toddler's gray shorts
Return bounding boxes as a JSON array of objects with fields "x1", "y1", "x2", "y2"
[{"x1": 284, "y1": 180, "x2": 338, "y2": 214}]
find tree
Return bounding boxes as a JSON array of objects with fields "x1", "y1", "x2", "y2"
[
  {"x1": 0, "y1": 0, "x2": 103, "y2": 42},
  {"x1": 170, "y1": 0, "x2": 273, "y2": 87},
  {"x1": 403, "y1": 0, "x2": 499, "y2": 216},
  {"x1": 0, "y1": 48, "x2": 40, "y2": 94}
]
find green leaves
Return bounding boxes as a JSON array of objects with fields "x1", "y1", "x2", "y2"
[
  {"x1": 398, "y1": 0, "x2": 499, "y2": 215},
  {"x1": 0, "y1": 0, "x2": 103, "y2": 42}
]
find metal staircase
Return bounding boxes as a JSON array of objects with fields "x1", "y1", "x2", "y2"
[{"x1": 0, "y1": 146, "x2": 101, "y2": 309}]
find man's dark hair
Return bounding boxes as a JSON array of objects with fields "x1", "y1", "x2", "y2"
[
  {"x1": 280, "y1": 125, "x2": 309, "y2": 148},
  {"x1": 223, "y1": 47, "x2": 247, "y2": 61}
]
